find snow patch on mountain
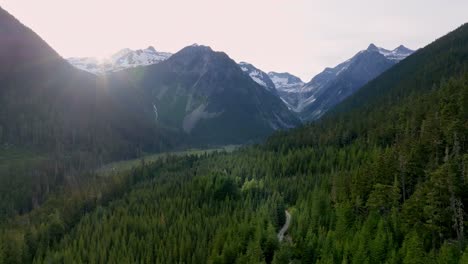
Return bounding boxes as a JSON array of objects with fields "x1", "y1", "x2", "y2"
[
  {"x1": 239, "y1": 63, "x2": 266, "y2": 87},
  {"x1": 269, "y1": 75, "x2": 289, "y2": 87},
  {"x1": 238, "y1": 62, "x2": 276, "y2": 92},
  {"x1": 268, "y1": 72, "x2": 304, "y2": 92},
  {"x1": 67, "y1": 46, "x2": 172, "y2": 74},
  {"x1": 367, "y1": 43, "x2": 414, "y2": 62},
  {"x1": 267, "y1": 72, "x2": 305, "y2": 110},
  {"x1": 66, "y1": 57, "x2": 102, "y2": 74}
]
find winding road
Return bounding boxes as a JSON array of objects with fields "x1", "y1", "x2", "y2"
[{"x1": 277, "y1": 210, "x2": 291, "y2": 242}]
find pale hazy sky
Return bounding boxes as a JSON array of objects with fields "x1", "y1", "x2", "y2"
[{"x1": 1, "y1": 0, "x2": 467, "y2": 80}]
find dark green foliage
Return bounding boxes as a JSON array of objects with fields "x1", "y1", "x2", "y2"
[
  {"x1": 1, "y1": 69, "x2": 467, "y2": 262},
  {"x1": 213, "y1": 176, "x2": 240, "y2": 200},
  {"x1": 0, "y1": 6, "x2": 185, "y2": 221},
  {"x1": 0, "y1": 10, "x2": 467, "y2": 264}
]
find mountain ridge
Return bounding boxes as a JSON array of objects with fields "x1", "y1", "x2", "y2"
[
  {"x1": 67, "y1": 46, "x2": 172, "y2": 74},
  {"x1": 110, "y1": 44, "x2": 301, "y2": 144},
  {"x1": 296, "y1": 43, "x2": 414, "y2": 120},
  {"x1": 238, "y1": 61, "x2": 277, "y2": 92},
  {"x1": 13, "y1": 22, "x2": 467, "y2": 263}
]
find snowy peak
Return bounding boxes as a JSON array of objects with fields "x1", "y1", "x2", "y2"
[
  {"x1": 267, "y1": 72, "x2": 305, "y2": 111},
  {"x1": 67, "y1": 46, "x2": 172, "y2": 74},
  {"x1": 238, "y1": 62, "x2": 276, "y2": 92},
  {"x1": 110, "y1": 48, "x2": 133, "y2": 62},
  {"x1": 365, "y1": 43, "x2": 414, "y2": 62},
  {"x1": 111, "y1": 46, "x2": 171, "y2": 69},
  {"x1": 66, "y1": 57, "x2": 101, "y2": 73},
  {"x1": 268, "y1": 72, "x2": 304, "y2": 92},
  {"x1": 388, "y1": 45, "x2": 414, "y2": 61}
]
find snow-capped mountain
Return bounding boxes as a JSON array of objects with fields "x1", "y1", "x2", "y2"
[
  {"x1": 111, "y1": 45, "x2": 300, "y2": 143},
  {"x1": 267, "y1": 72, "x2": 304, "y2": 109},
  {"x1": 297, "y1": 44, "x2": 414, "y2": 121},
  {"x1": 368, "y1": 44, "x2": 414, "y2": 62},
  {"x1": 109, "y1": 46, "x2": 171, "y2": 70},
  {"x1": 67, "y1": 42, "x2": 414, "y2": 123},
  {"x1": 238, "y1": 62, "x2": 276, "y2": 92},
  {"x1": 67, "y1": 57, "x2": 101, "y2": 74},
  {"x1": 67, "y1": 46, "x2": 172, "y2": 74}
]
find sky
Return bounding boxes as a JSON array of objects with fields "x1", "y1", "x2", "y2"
[{"x1": 1, "y1": 0, "x2": 467, "y2": 81}]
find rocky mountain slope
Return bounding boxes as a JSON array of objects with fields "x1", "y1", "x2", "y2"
[
  {"x1": 238, "y1": 62, "x2": 277, "y2": 92},
  {"x1": 297, "y1": 44, "x2": 414, "y2": 120},
  {"x1": 111, "y1": 45, "x2": 301, "y2": 144}
]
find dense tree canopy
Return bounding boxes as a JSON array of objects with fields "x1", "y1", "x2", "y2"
[
  {"x1": 0, "y1": 16, "x2": 467, "y2": 264},
  {"x1": 0, "y1": 71, "x2": 466, "y2": 263}
]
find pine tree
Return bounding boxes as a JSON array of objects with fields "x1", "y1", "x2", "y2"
[
  {"x1": 437, "y1": 242, "x2": 460, "y2": 264},
  {"x1": 401, "y1": 231, "x2": 427, "y2": 264},
  {"x1": 369, "y1": 219, "x2": 388, "y2": 263}
]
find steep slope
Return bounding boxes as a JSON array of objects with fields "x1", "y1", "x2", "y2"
[
  {"x1": 268, "y1": 71, "x2": 305, "y2": 108},
  {"x1": 67, "y1": 46, "x2": 172, "y2": 74},
  {"x1": 0, "y1": 7, "x2": 166, "y2": 156},
  {"x1": 26, "y1": 23, "x2": 468, "y2": 264},
  {"x1": 0, "y1": 6, "x2": 177, "y2": 219},
  {"x1": 298, "y1": 44, "x2": 414, "y2": 121},
  {"x1": 238, "y1": 61, "x2": 277, "y2": 92},
  {"x1": 112, "y1": 45, "x2": 300, "y2": 144},
  {"x1": 271, "y1": 24, "x2": 467, "y2": 148}
]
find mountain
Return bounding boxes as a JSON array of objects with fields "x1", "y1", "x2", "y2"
[
  {"x1": 16, "y1": 23, "x2": 468, "y2": 263},
  {"x1": 67, "y1": 46, "x2": 172, "y2": 74},
  {"x1": 0, "y1": 6, "x2": 156, "y2": 154},
  {"x1": 0, "y1": 6, "x2": 181, "y2": 219},
  {"x1": 238, "y1": 62, "x2": 277, "y2": 92},
  {"x1": 297, "y1": 44, "x2": 414, "y2": 121},
  {"x1": 0, "y1": 5, "x2": 300, "y2": 220},
  {"x1": 112, "y1": 45, "x2": 300, "y2": 144},
  {"x1": 267, "y1": 71, "x2": 305, "y2": 108},
  {"x1": 369, "y1": 43, "x2": 414, "y2": 61}
]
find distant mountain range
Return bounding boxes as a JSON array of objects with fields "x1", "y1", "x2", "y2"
[
  {"x1": 67, "y1": 46, "x2": 172, "y2": 74},
  {"x1": 1, "y1": 4, "x2": 467, "y2": 262},
  {"x1": 69, "y1": 43, "x2": 413, "y2": 123},
  {"x1": 0, "y1": 6, "x2": 299, "y2": 156},
  {"x1": 235, "y1": 44, "x2": 413, "y2": 121}
]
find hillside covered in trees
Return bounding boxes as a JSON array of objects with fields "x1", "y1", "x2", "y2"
[{"x1": 0, "y1": 11, "x2": 467, "y2": 264}]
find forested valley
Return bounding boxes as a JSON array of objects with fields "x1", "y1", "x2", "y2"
[{"x1": 0, "y1": 22, "x2": 467, "y2": 263}]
